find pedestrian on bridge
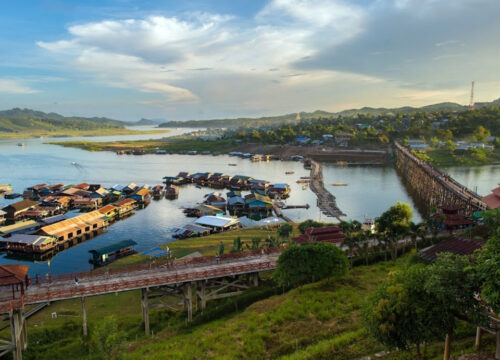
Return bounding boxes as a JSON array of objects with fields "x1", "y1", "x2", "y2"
[
  {"x1": 215, "y1": 253, "x2": 220, "y2": 264},
  {"x1": 74, "y1": 276, "x2": 79, "y2": 287}
]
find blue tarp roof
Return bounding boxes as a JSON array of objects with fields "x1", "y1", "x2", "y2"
[{"x1": 142, "y1": 247, "x2": 168, "y2": 258}]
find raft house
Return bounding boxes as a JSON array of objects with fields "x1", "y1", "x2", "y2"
[{"x1": 89, "y1": 239, "x2": 137, "y2": 267}]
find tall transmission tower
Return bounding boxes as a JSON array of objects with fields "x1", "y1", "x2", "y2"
[{"x1": 469, "y1": 81, "x2": 475, "y2": 109}]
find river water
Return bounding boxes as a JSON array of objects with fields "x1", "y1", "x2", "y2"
[{"x1": 0, "y1": 128, "x2": 498, "y2": 275}]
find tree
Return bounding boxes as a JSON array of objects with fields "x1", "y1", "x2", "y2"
[
  {"x1": 298, "y1": 219, "x2": 323, "y2": 234},
  {"x1": 364, "y1": 265, "x2": 445, "y2": 358},
  {"x1": 476, "y1": 235, "x2": 500, "y2": 313},
  {"x1": 472, "y1": 125, "x2": 491, "y2": 142},
  {"x1": 376, "y1": 202, "x2": 412, "y2": 260},
  {"x1": 277, "y1": 223, "x2": 293, "y2": 239},
  {"x1": 274, "y1": 243, "x2": 349, "y2": 287},
  {"x1": 246, "y1": 237, "x2": 262, "y2": 250},
  {"x1": 218, "y1": 241, "x2": 225, "y2": 255},
  {"x1": 231, "y1": 237, "x2": 243, "y2": 253},
  {"x1": 90, "y1": 316, "x2": 125, "y2": 356}
]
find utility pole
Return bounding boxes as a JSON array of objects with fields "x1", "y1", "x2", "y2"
[{"x1": 469, "y1": 81, "x2": 475, "y2": 110}]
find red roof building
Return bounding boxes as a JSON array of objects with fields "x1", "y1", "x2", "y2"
[
  {"x1": 419, "y1": 238, "x2": 486, "y2": 262},
  {"x1": 293, "y1": 226, "x2": 345, "y2": 245},
  {"x1": 433, "y1": 205, "x2": 475, "y2": 234},
  {"x1": 482, "y1": 184, "x2": 500, "y2": 209},
  {"x1": 0, "y1": 265, "x2": 29, "y2": 299}
]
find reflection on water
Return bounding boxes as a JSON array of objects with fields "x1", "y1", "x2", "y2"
[{"x1": 1, "y1": 130, "x2": 499, "y2": 276}]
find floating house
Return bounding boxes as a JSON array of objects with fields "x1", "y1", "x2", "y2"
[
  {"x1": 227, "y1": 196, "x2": 246, "y2": 212},
  {"x1": 268, "y1": 183, "x2": 291, "y2": 198},
  {"x1": 130, "y1": 188, "x2": 151, "y2": 204},
  {"x1": 0, "y1": 220, "x2": 39, "y2": 237},
  {"x1": 194, "y1": 216, "x2": 240, "y2": 232},
  {"x1": 73, "y1": 197, "x2": 102, "y2": 210},
  {"x1": 0, "y1": 234, "x2": 56, "y2": 253},
  {"x1": 39, "y1": 214, "x2": 68, "y2": 226},
  {"x1": 0, "y1": 210, "x2": 5, "y2": 225},
  {"x1": 245, "y1": 193, "x2": 273, "y2": 212},
  {"x1": 195, "y1": 204, "x2": 224, "y2": 216},
  {"x1": 165, "y1": 185, "x2": 179, "y2": 198},
  {"x1": 98, "y1": 204, "x2": 120, "y2": 221},
  {"x1": 2, "y1": 199, "x2": 40, "y2": 221},
  {"x1": 123, "y1": 183, "x2": 138, "y2": 194},
  {"x1": 114, "y1": 198, "x2": 137, "y2": 216},
  {"x1": 205, "y1": 194, "x2": 227, "y2": 210},
  {"x1": 152, "y1": 185, "x2": 164, "y2": 199},
  {"x1": 89, "y1": 239, "x2": 137, "y2": 267},
  {"x1": 38, "y1": 210, "x2": 107, "y2": 243}
]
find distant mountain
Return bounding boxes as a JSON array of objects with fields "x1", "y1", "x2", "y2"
[
  {"x1": 132, "y1": 118, "x2": 162, "y2": 126},
  {"x1": 0, "y1": 108, "x2": 127, "y2": 135},
  {"x1": 159, "y1": 99, "x2": 499, "y2": 129}
]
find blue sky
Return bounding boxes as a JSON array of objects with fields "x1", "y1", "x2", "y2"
[{"x1": 1, "y1": 0, "x2": 499, "y2": 121}]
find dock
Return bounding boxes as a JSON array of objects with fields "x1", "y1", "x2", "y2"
[{"x1": 308, "y1": 159, "x2": 345, "y2": 220}]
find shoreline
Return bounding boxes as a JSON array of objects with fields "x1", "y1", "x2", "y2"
[{"x1": 0, "y1": 128, "x2": 170, "y2": 141}]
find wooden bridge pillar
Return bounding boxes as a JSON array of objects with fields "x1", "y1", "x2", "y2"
[
  {"x1": 252, "y1": 273, "x2": 259, "y2": 287},
  {"x1": 496, "y1": 329, "x2": 500, "y2": 360},
  {"x1": 141, "y1": 288, "x2": 150, "y2": 336},
  {"x1": 10, "y1": 309, "x2": 24, "y2": 360},
  {"x1": 81, "y1": 297, "x2": 87, "y2": 337},
  {"x1": 183, "y1": 283, "x2": 193, "y2": 323}
]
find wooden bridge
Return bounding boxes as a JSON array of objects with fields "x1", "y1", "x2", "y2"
[
  {"x1": 0, "y1": 249, "x2": 281, "y2": 359},
  {"x1": 308, "y1": 159, "x2": 345, "y2": 220},
  {"x1": 394, "y1": 142, "x2": 488, "y2": 215}
]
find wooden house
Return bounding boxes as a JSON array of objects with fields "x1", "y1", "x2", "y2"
[
  {"x1": 205, "y1": 194, "x2": 227, "y2": 210},
  {"x1": 0, "y1": 234, "x2": 57, "y2": 253},
  {"x1": 194, "y1": 216, "x2": 240, "y2": 232},
  {"x1": 89, "y1": 239, "x2": 137, "y2": 267},
  {"x1": 2, "y1": 199, "x2": 40, "y2": 221},
  {"x1": 74, "y1": 182, "x2": 90, "y2": 190},
  {"x1": 114, "y1": 198, "x2": 137, "y2": 216},
  {"x1": 0, "y1": 265, "x2": 29, "y2": 299},
  {"x1": 245, "y1": 193, "x2": 273, "y2": 211},
  {"x1": 0, "y1": 210, "x2": 5, "y2": 225},
  {"x1": 98, "y1": 204, "x2": 120, "y2": 221},
  {"x1": 73, "y1": 197, "x2": 102, "y2": 210},
  {"x1": 130, "y1": 188, "x2": 151, "y2": 204},
  {"x1": 38, "y1": 210, "x2": 107, "y2": 243}
]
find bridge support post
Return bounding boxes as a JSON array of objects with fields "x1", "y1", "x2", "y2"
[
  {"x1": 10, "y1": 309, "x2": 24, "y2": 360},
  {"x1": 141, "y1": 288, "x2": 150, "y2": 336},
  {"x1": 183, "y1": 283, "x2": 193, "y2": 323},
  {"x1": 199, "y1": 281, "x2": 206, "y2": 310},
  {"x1": 252, "y1": 273, "x2": 259, "y2": 287},
  {"x1": 81, "y1": 297, "x2": 87, "y2": 337},
  {"x1": 475, "y1": 327, "x2": 482, "y2": 350}
]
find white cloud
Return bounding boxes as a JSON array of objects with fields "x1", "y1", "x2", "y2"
[{"x1": 0, "y1": 79, "x2": 39, "y2": 94}]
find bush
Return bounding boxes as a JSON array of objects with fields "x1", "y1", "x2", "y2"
[
  {"x1": 274, "y1": 243, "x2": 349, "y2": 287},
  {"x1": 298, "y1": 220, "x2": 324, "y2": 234}
]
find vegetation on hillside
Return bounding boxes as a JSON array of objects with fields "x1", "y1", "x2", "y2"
[{"x1": 0, "y1": 108, "x2": 169, "y2": 139}]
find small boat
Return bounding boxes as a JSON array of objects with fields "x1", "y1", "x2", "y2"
[
  {"x1": 285, "y1": 171, "x2": 295, "y2": 175},
  {"x1": 296, "y1": 179, "x2": 310, "y2": 184},
  {"x1": 17, "y1": 143, "x2": 25, "y2": 147},
  {"x1": 302, "y1": 185, "x2": 308, "y2": 190},
  {"x1": 300, "y1": 176, "x2": 310, "y2": 180},
  {"x1": 228, "y1": 163, "x2": 238, "y2": 166},
  {"x1": 331, "y1": 183, "x2": 348, "y2": 186},
  {"x1": 195, "y1": 185, "x2": 202, "y2": 189},
  {"x1": 4, "y1": 193, "x2": 22, "y2": 199},
  {"x1": 71, "y1": 162, "x2": 78, "y2": 165}
]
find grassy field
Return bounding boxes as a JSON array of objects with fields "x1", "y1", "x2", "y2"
[
  {"x1": 47, "y1": 136, "x2": 239, "y2": 154},
  {"x1": 0, "y1": 128, "x2": 170, "y2": 140},
  {"x1": 426, "y1": 148, "x2": 500, "y2": 166}
]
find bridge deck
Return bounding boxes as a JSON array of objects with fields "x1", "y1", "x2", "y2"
[
  {"x1": 0, "y1": 252, "x2": 279, "y2": 313},
  {"x1": 395, "y1": 142, "x2": 487, "y2": 210}
]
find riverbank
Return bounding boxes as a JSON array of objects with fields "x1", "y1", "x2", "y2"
[
  {"x1": 0, "y1": 128, "x2": 170, "y2": 140},
  {"x1": 48, "y1": 136, "x2": 392, "y2": 163}
]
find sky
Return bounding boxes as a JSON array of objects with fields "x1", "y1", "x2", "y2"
[{"x1": 0, "y1": 0, "x2": 499, "y2": 121}]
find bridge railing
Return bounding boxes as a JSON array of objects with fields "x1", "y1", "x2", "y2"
[
  {"x1": 29, "y1": 248, "x2": 283, "y2": 286},
  {"x1": 15, "y1": 259, "x2": 277, "y2": 308}
]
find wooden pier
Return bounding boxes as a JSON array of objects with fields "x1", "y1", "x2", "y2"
[
  {"x1": 394, "y1": 142, "x2": 488, "y2": 216},
  {"x1": 308, "y1": 160, "x2": 345, "y2": 220}
]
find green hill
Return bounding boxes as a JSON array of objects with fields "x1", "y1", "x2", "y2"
[
  {"x1": 0, "y1": 108, "x2": 167, "y2": 139},
  {"x1": 159, "y1": 101, "x2": 491, "y2": 129}
]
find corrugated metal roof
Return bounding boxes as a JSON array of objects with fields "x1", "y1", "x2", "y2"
[
  {"x1": 0, "y1": 220, "x2": 38, "y2": 235},
  {"x1": 0, "y1": 234, "x2": 54, "y2": 246},
  {"x1": 195, "y1": 216, "x2": 239, "y2": 228},
  {"x1": 419, "y1": 238, "x2": 486, "y2": 263},
  {"x1": 2, "y1": 199, "x2": 39, "y2": 212}
]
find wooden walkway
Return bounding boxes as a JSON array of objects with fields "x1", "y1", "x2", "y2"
[
  {"x1": 0, "y1": 250, "x2": 281, "y2": 313},
  {"x1": 308, "y1": 160, "x2": 345, "y2": 220}
]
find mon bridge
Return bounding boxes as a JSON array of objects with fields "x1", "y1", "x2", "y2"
[
  {"x1": 394, "y1": 142, "x2": 488, "y2": 216},
  {"x1": 0, "y1": 249, "x2": 280, "y2": 360}
]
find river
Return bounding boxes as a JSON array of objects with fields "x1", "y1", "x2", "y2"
[{"x1": 0, "y1": 128, "x2": 498, "y2": 275}]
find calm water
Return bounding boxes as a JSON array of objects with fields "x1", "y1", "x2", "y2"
[{"x1": 0, "y1": 130, "x2": 498, "y2": 275}]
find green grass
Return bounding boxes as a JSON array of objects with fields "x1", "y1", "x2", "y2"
[
  {"x1": 426, "y1": 148, "x2": 500, "y2": 166},
  {"x1": 47, "y1": 136, "x2": 239, "y2": 154}
]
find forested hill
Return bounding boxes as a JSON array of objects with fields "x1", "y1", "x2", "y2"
[{"x1": 159, "y1": 99, "x2": 500, "y2": 129}]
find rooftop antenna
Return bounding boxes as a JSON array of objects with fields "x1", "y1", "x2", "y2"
[{"x1": 469, "y1": 81, "x2": 475, "y2": 110}]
